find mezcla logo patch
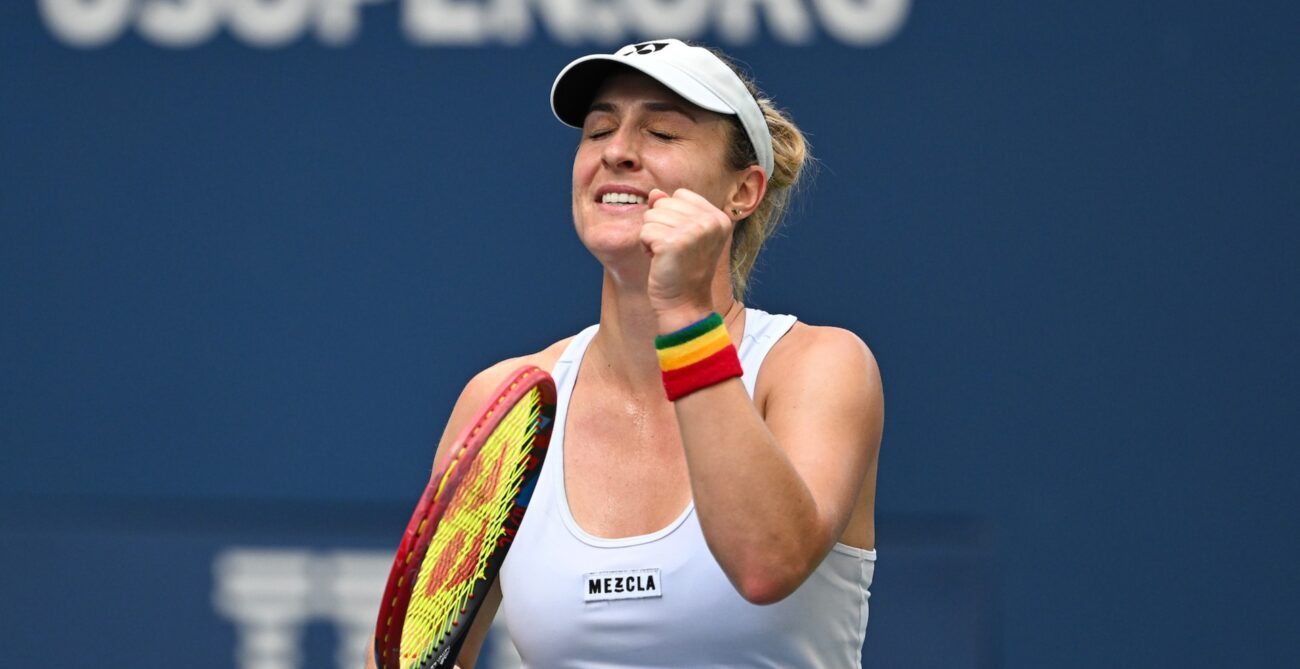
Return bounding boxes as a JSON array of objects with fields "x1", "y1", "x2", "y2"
[{"x1": 584, "y1": 568, "x2": 662, "y2": 602}]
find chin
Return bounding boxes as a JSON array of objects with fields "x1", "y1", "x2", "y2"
[
  {"x1": 578, "y1": 211, "x2": 639, "y2": 243},
  {"x1": 578, "y1": 224, "x2": 647, "y2": 266},
  {"x1": 582, "y1": 230, "x2": 641, "y2": 257}
]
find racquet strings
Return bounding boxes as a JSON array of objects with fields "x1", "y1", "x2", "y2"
[{"x1": 399, "y1": 385, "x2": 544, "y2": 667}]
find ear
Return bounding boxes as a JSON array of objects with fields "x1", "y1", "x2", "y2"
[{"x1": 726, "y1": 165, "x2": 767, "y2": 220}]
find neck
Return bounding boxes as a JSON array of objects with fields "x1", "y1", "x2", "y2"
[{"x1": 589, "y1": 266, "x2": 743, "y2": 397}]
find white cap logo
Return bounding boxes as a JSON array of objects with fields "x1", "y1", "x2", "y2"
[{"x1": 622, "y1": 42, "x2": 670, "y2": 56}]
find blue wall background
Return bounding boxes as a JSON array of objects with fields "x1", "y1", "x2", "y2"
[{"x1": 2, "y1": 1, "x2": 1297, "y2": 666}]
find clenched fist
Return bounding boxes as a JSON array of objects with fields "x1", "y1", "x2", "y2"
[{"x1": 640, "y1": 188, "x2": 735, "y2": 330}]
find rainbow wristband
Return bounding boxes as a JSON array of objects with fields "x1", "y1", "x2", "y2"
[{"x1": 655, "y1": 312, "x2": 743, "y2": 401}]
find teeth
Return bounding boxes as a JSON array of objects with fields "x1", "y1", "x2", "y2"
[{"x1": 602, "y1": 192, "x2": 646, "y2": 205}]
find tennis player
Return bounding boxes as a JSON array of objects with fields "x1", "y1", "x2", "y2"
[{"x1": 381, "y1": 38, "x2": 883, "y2": 669}]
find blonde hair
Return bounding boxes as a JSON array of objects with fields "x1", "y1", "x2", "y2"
[{"x1": 708, "y1": 49, "x2": 812, "y2": 300}]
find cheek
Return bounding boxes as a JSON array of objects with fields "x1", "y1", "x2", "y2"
[
  {"x1": 650, "y1": 160, "x2": 719, "y2": 203},
  {"x1": 573, "y1": 142, "x2": 599, "y2": 177},
  {"x1": 571, "y1": 148, "x2": 595, "y2": 231},
  {"x1": 681, "y1": 159, "x2": 735, "y2": 207},
  {"x1": 572, "y1": 149, "x2": 599, "y2": 200}
]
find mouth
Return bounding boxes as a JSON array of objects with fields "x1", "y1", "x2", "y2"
[
  {"x1": 601, "y1": 192, "x2": 648, "y2": 205},
  {"x1": 594, "y1": 185, "x2": 650, "y2": 208}
]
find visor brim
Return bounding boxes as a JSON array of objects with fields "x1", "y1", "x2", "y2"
[{"x1": 551, "y1": 55, "x2": 735, "y2": 128}]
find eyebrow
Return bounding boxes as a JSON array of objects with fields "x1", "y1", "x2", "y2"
[{"x1": 586, "y1": 100, "x2": 698, "y2": 122}]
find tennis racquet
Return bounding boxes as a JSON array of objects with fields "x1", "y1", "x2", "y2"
[{"x1": 374, "y1": 365, "x2": 556, "y2": 669}]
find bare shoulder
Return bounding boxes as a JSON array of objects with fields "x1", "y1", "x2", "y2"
[
  {"x1": 431, "y1": 336, "x2": 575, "y2": 470},
  {"x1": 462, "y1": 337, "x2": 573, "y2": 403},
  {"x1": 754, "y1": 321, "x2": 884, "y2": 525},
  {"x1": 757, "y1": 322, "x2": 882, "y2": 410}
]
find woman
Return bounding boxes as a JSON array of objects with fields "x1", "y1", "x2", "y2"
[{"x1": 412, "y1": 39, "x2": 881, "y2": 668}]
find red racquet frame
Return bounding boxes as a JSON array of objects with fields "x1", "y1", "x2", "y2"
[{"x1": 374, "y1": 366, "x2": 555, "y2": 669}]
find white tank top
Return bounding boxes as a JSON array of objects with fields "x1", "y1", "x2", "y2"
[{"x1": 499, "y1": 308, "x2": 876, "y2": 668}]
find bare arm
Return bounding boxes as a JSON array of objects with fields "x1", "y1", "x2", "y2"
[
  {"x1": 641, "y1": 188, "x2": 883, "y2": 604},
  {"x1": 673, "y1": 324, "x2": 883, "y2": 604}
]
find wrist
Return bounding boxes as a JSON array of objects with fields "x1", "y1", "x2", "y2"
[
  {"x1": 655, "y1": 305, "x2": 716, "y2": 335},
  {"x1": 654, "y1": 312, "x2": 743, "y2": 401}
]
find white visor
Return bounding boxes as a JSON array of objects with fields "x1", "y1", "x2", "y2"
[{"x1": 551, "y1": 39, "x2": 774, "y2": 178}]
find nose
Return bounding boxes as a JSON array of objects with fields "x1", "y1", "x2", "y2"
[{"x1": 601, "y1": 126, "x2": 641, "y2": 172}]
